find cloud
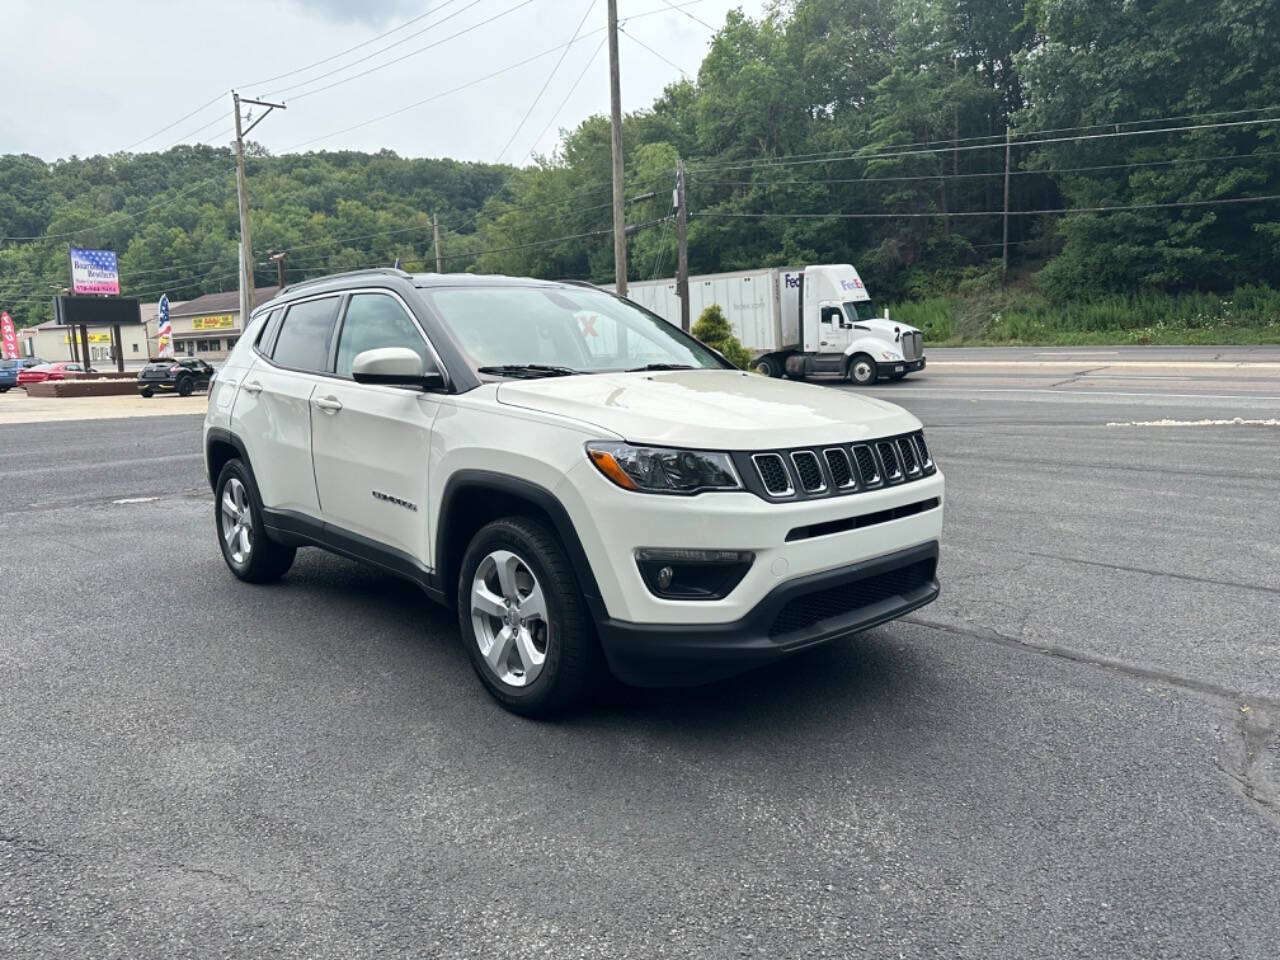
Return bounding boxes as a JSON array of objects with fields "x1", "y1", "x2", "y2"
[{"x1": 285, "y1": 0, "x2": 419, "y2": 26}]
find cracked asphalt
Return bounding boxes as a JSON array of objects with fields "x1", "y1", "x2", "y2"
[{"x1": 2, "y1": 349, "x2": 1279, "y2": 958}]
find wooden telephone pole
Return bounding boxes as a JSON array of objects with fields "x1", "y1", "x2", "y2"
[
  {"x1": 607, "y1": 0, "x2": 628, "y2": 296},
  {"x1": 433, "y1": 213, "x2": 443, "y2": 273},
  {"x1": 233, "y1": 92, "x2": 286, "y2": 321},
  {"x1": 675, "y1": 159, "x2": 690, "y2": 331}
]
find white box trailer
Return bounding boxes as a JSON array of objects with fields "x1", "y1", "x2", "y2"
[{"x1": 608, "y1": 264, "x2": 926, "y2": 385}]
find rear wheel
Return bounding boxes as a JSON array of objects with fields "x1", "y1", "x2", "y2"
[
  {"x1": 177, "y1": 376, "x2": 194, "y2": 397},
  {"x1": 457, "y1": 516, "x2": 598, "y2": 717},
  {"x1": 847, "y1": 353, "x2": 877, "y2": 386},
  {"x1": 754, "y1": 355, "x2": 782, "y2": 378},
  {"x1": 215, "y1": 459, "x2": 295, "y2": 583}
]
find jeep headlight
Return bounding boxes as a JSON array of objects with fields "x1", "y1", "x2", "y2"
[{"x1": 586, "y1": 442, "x2": 742, "y2": 494}]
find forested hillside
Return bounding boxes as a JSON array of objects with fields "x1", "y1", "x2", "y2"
[{"x1": 5, "y1": 0, "x2": 1280, "y2": 341}]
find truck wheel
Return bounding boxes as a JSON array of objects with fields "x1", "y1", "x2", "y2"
[
  {"x1": 457, "y1": 516, "x2": 598, "y2": 717},
  {"x1": 177, "y1": 377, "x2": 194, "y2": 397},
  {"x1": 754, "y1": 355, "x2": 782, "y2": 378},
  {"x1": 847, "y1": 354, "x2": 878, "y2": 386}
]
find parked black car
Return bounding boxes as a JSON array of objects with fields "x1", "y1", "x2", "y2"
[{"x1": 137, "y1": 357, "x2": 214, "y2": 397}]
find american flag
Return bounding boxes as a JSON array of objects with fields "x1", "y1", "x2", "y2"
[{"x1": 157, "y1": 294, "x2": 174, "y2": 358}]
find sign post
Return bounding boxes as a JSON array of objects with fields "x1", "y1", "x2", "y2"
[{"x1": 0, "y1": 311, "x2": 17, "y2": 359}]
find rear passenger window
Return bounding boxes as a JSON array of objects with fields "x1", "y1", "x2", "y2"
[
  {"x1": 334, "y1": 293, "x2": 430, "y2": 378},
  {"x1": 271, "y1": 297, "x2": 340, "y2": 373}
]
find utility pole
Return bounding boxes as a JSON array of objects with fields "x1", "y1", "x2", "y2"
[
  {"x1": 268, "y1": 251, "x2": 287, "y2": 289},
  {"x1": 1002, "y1": 125, "x2": 1012, "y2": 285},
  {"x1": 606, "y1": 0, "x2": 628, "y2": 296},
  {"x1": 432, "y1": 213, "x2": 443, "y2": 273},
  {"x1": 232, "y1": 92, "x2": 286, "y2": 323},
  {"x1": 675, "y1": 159, "x2": 690, "y2": 331}
]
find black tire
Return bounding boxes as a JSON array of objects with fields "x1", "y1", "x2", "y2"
[
  {"x1": 139, "y1": 388, "x2": 154, "y2": 398},
  {"x1": 0, "y1": 386, "x2": 9, "y2": 393},
  {"x1": 456, "y1": 516, "x2": 599, "y2": 717},
  {"x1": 754, "y1": 355, "x2": 783, "y2": 378},
  {"x1": 214, "y1": 459, "x2": 296, "y2": 583},
  {"x1": 847, "y1": 353, "x2": 878, "y2": 386},
  {"x1": 176, "y1": 376, "x2": 193, "y2": 397}
]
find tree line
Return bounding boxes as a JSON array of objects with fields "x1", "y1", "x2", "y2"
[{"x1": 4, "y1": 0, "x2": 1280, "y2": 330}]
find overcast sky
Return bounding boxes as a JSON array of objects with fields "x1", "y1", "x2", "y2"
[{"x1": 3, "y1": 0, "x2": 768, "y2": 164}]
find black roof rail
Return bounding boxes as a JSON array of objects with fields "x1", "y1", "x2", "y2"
[
  {"x1": 278, "y1": 267, "x2": 412, "y2": 296},
  {"x1": 557, "y1": 279, "x2": 604, "y2": 289}
]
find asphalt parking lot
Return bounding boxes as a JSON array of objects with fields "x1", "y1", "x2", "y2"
[{"x1": 3, "y1": 346, "x2": 1279, "y2": 958}]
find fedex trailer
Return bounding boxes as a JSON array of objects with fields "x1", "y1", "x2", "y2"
[{"x1": 611, "y1": 264, "x2": 925, "y2": 385}]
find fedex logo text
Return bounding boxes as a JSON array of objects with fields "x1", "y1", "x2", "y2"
[{"x1": 784, "y1": 274, "x2": 803, "y2": 288}]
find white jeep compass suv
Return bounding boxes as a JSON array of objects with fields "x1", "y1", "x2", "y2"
[{"x1": 204, "y1": 268, "x2": 943, "y2": 716}]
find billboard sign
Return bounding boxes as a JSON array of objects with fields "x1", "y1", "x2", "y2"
[
  {"x1": 53, "y1": 296, "x2": 141, "y2": 326},
  {"x1": 1, "y1": 311, "x2": 17, "y2": 359},
  {"x1": 69, "y1": 247, "x2": 121, "y2": 295}
]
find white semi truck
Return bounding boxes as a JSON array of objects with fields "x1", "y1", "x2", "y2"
[{"x1": 610, "y1": 264, "x2": 925, "y2": 385}]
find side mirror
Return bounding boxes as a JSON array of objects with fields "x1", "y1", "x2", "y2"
[{"x1": 352, "y1": 347, "x2": 444, "y2": 390}]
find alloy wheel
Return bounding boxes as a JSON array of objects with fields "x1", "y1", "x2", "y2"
[
  {"x1": 220, "y1": 477, "x2": 254, "y2": 566},
  {"x1": 470, "y1": 550, "x2": 549, "y2": 687}
]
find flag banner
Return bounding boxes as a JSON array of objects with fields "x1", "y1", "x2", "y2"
[
  {"x1": 1, "y1": 311, "x2": 17, "y2": 359},
  {"x1": 69, "y1": 247, "x2": 120, "y2": 295},
  {"x1": 157, "y1": 294, "x2": 174, "y2": 358}
]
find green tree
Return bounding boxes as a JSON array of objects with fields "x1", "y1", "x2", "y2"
[{"x1": 692, "y1": 303, "x2": 753, "y2": 368}]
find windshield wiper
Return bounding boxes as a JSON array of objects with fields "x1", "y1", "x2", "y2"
[
  {"x1": 623, "y1": 363, "x2": 695, "y2": 372},
  {"x1": 476, "y1": 363, "x2": 581, "y2": 379}
]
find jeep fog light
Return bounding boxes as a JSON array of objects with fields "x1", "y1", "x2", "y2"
[{"x1": 635, "y1": 548, "x2": 754, "y2": 600}]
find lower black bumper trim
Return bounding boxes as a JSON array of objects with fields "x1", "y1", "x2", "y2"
[{"x1": 592, "y1": 540, "x2": 939, "y2": 686}]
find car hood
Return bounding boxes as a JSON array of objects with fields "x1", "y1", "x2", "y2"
[{"x1": 496, "y1": 369, "x2": 917, "y2": 449}]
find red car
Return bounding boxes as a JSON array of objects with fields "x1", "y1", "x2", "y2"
[{"x1": 16, "y1": 362, "x2": 87, "y2": 385}]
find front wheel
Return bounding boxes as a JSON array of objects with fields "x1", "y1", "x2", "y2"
[
  {"x1": 457, "y1": 516, "x2": 598, "y2": 717},
  {"x1": 177, "y1": 377, "x2": 194, "y2": 397},
  {"x1": 847, "y1": 354, "x2": 878, "y2": 386}
]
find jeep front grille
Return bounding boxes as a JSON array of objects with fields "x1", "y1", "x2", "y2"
[{"x1": 742, "y1": 431, "x2": 936, "y2": 501}]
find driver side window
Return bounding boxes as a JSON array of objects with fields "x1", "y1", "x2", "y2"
[
  {"x1": 335, "y1": 293, "x2": 431, "y2": 379},
  {"x1": 821, "y1": 307, "x2": 841, "y2": 326}
]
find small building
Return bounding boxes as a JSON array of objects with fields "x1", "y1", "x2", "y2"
[{"x1": 165, "y1": 287, "x2": 280, "y2": 362}]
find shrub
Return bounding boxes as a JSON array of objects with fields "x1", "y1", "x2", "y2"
[{"x1": 692, "y1": 304, "x2": 753, "y2": 369}]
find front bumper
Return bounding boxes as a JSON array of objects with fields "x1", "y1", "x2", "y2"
[
  {"x1": 592, "y1": 540, "x2": 939, "y2": 686},
  {"x1": 884, "y1": 357, "x2": 925, "y2": 376}
]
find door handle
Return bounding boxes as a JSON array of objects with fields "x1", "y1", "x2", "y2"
[
  {"x1": 314, "y1": 396, "x2": 343, "y2": 413},
  {"x1": 242, "y1": 380, "x2": 263, "y2": 394}
]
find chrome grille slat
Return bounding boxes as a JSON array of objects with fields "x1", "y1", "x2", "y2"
[
  {"x1": 790, "y1": 451, "x2": 826, "y2": 493},
  {"x1": 913, "y1": 431, "x2": 934, "y2": 472},
  {"x1": 875, "y1": 441, "x2": 904, "y2": 483},
  {"x1": 823, "y1": 448, "x2": 856, "y2": 489},
  {"x1": 752, "y1": 453, "x2": 794, "y2": 497},
  {"x1": 851, "y1": 444, "x2": 882, "y2": 488},
  {"x1": 897, "y1": 437, "x2": 921, "y2": 477}
]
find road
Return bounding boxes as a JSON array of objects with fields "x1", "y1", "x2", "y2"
[{"x1": 3, "y1": 349, "x2": 1279, "y2": 959}]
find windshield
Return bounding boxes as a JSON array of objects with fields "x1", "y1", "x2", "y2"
[
  {"x1": 419, "y1": 285, "x2": 729, "y2": 374},
  {"x1": 844, "y1": 301, "x2": 884, "y2": 324}
]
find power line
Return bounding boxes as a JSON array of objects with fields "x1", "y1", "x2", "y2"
[
  {"x1": 121, "y1": 92, "x2": 228, "y2": 152},
  {"x1": 242, "y1": 0, "x2": 470, "y2": 90},
  {"x1": 495, "y1": 0, "x2": 598, "y2": 163},
  {"x1": 694, "y1": 193, "x2": 1280, "y2": 220},
  {"x1": 688, "y1": 109, "x2": 1280, "y2": 173},
  {"x1": 618, "y1": 24, "x2": 692, "y2": 79},
  {"x1": 284, "y1": 0, "x2": 536, "y2": 104},
  {"x1": 657, "y1": 0, "x2": 715, "y2": 31}
]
